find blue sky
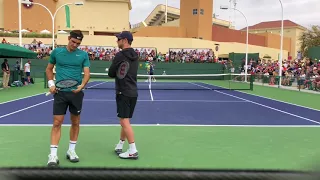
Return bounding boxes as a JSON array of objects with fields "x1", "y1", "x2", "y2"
[{"x1": 129, "y1": 0, "x2": 320, "y2": 30}]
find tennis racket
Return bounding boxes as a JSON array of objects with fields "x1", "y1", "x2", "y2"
[{"x1": 45, "y1": 79, "x2": 79, "y2": 96}]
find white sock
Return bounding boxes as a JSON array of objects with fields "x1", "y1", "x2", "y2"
[
  {"x1": 129, "y1": 143, "x2": 137, "y2": 153},
  {"x1": 117, "y1": 140, "x2": 125, "y2": 148},
  {"x1": 50, "y1": 145, "x2": 58, "y2": 156},
  {"x1": 69, "y1": 141, "x2": 77, "y2": 151}
]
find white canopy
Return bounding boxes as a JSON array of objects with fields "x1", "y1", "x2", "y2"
[{"x1": 40, "y1": 29, "x2": 51, "y2": 34}]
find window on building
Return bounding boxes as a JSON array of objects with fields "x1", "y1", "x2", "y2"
[
  {"x1": 200, "y1": 9, "x2": 204, "y2": 15},
  {"x1": 193, "y1": 9, "x2": 198, "y2": 15}
]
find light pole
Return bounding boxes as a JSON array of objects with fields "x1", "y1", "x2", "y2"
[
  {"x1": 220, "y1": 5, "x2": 249, "y2": 82},
  {"x1": 165, "y1": 0, "x2": 168, "y2": 23},
  {"x1": 20, "y1": 0, "x2": 84, "y2": 50},
  {"x1": 18, "y1": 0, "x2": 23, "y2": 70},
  {"x1": 278, "y1": 0, "x2": 284, "y2": 87},
  {"x1": 18, "y1": 0, "x2": 22, "y2": 47}
]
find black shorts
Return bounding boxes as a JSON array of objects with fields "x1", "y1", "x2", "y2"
[
  {"x1": 116, "y1": 94, "x2": 137, "y2": 119},
  {"x1": 53, "y1": 91, "x2": 84, "y2": 116}
]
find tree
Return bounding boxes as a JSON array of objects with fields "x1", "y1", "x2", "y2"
[{"x1": 299, "y1": 25, "x2": 320, "y2": 57}]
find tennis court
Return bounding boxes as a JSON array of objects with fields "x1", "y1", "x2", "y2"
[{"x1": 0, "y1": 73, "x2": 320, "y2": 170}]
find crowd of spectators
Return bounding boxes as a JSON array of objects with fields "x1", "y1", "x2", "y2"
[
  {"x1": 237, "y1": 57, "x2": 320, "y2": 91},
  {"x1": 166, "y1": 48, "x2": 216, "y2": 63},
  {"x1": 76, "y1": 46, "x2": 157, "y2": 61},
  {"x1": 76, "y1": 46, "x2": 217, "y2": 63},
  {"x1": 65, "y1": 46, "x2": 218, "y2": 63}
]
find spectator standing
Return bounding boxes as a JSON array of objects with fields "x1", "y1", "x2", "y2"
[
  {"x1": 1, "y1": 59, "x2": 10, "y2": 88},
  {"x1": 24, "y1": 60, "x2": 31, "y2": 83}
]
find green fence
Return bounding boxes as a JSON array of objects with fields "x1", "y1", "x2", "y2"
[
  {"x1": 73, "y1": 61, "x2": 225, "y2": 75},
  {"x1": 308, "y1": 46, "x2": 320, "y2": 60},
  {"x1": 2, "y1": 58, "x2": 225, "y2": 74},
  {"x1": 228, "y1": 52, "x2": 260, "y2": 72}
]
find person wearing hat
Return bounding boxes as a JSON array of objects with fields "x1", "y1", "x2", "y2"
[{"x1": 108, "y1": 31, "x2": 139, "y2": 160}]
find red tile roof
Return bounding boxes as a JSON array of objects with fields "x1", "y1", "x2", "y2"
[{"x1": 241, "y1": 20, "x2": 303, "y2": 30}]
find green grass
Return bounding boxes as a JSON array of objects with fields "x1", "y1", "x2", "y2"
[
  {"x1": 0, "y1": 126, "x2": 319, "y2": 170},
  {"x1": 0, "y1": 82, "x2": 46, "y2": 103}
]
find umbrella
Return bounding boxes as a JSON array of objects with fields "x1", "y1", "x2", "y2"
[{"x1": 40, "y1": 29, "x2": 51, "y2": 34}]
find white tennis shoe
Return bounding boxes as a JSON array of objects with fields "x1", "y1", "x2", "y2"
[
  {"x1": 66, "y1": 150, "x2": 79, "y2": 163},
  {"x1": 114, "y1": 143, "x2": 123, "y2": 154},
  {"x1": 47, "y1": 154, "x2": 59, "y2": 167},
  {"x1": 119, "y1": 149, "x2": 139, "y2": 160}
]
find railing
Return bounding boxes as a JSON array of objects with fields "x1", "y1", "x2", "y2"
[{"x1": 250, "y1": 74, "x2": 320, "y2": 93}]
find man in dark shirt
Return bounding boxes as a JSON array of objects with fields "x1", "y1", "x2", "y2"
[
  {"x1": 108, "y1": 31, "x2": 139, "y2": 160},
  {"x1": 1, "y1": 59, "x2": 10, "y2": 88}
]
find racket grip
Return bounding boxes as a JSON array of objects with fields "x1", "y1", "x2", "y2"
[{"x1": 45, "y1": 92, "x2": 51, "y2": 96}]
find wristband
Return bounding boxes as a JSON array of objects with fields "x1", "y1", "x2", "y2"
[{"x1": 48, "y1": 80, "x2": 55, "y2": 88}]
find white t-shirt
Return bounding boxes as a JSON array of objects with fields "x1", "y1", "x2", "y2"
[{"x1": 25, "y1": 63, "x2": 30, "y2": 72}]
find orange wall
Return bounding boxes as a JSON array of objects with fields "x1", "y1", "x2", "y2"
[
  {"x1": 259, "y1": 33, "x2": 291, "y2": 54},
  {"x1": 180, "y1": 0, "x2": 212, "y2": 40},
  {"x1": 180, "y1": 0, "x2": 199, "y2": 38},
  {"x1": 198, "y1": 0, "x2": 213, "y2": 40},
  {"x1": 212, "y1": 24, "x2": 266, "y2": 47},
  {"x1": 3, "y1": 0, "x2": 56, "y2": 32},
  {"x1": 211, "y1": 24, "x2": 291, "y2": 54},
  {"x1": 133, "y1": 26, "x2": 187, "y2": 38}
]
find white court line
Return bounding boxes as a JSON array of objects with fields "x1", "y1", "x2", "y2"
[
  {"x1": 202, "y1": 81, "x2": 320, "y2": 112},
  {"x1": 188, "y1": 82, "x2": 212, "y2": 90},
  {"x1": 0, "y1": 81, "x2": 106, "y2": 105},
  {"x1": 148, "y1": 82, "x2": 154, "y2": 101},
  {"x1": 0, "y1": 124, "x2": 319, "y2": 127},
  {"x1": 0, "y1": 99, "x2": 53, "y2": 119},
  {"x1": 149, "y1": 89, "x2": 154, "y2": 101},
  {"x1": 234, "y1": 87, "x2": 320, "y2": 112},
  {"x1": 215, "y1": 90, "x2": 320, "y2": 125},
  {"x1": 85, "y1": 81, "x2": 107, "y2": 89},
  {"x1": 83, "y1": 99, "x2": 248, "y2": 103},
  {"x1": 0, "y1": 82, "x2": 106, "y2": 119},
  {"x1": 0, "y1": 92, "x2": 47, "y2": 105},
  {"x1": 188, "y1": 82, "x2": 320, "y2": 125}
]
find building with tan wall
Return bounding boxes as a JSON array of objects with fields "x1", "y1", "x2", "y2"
[
  {"x1": 0, "y1": 0, "x2": 295, "y2": 60},
  {"x1": 240, "y1": 20, "x2": 307, "y2": 59},
  {"x1": 131, "y1": 3, "x2": 232, "y2": 33},
  {"x1": 0, "y1": 0, "x2": 4, "y2": 30},
  {"x1": 211, "y1": 24, "x2": 292, "y2": 58},
  {"x1": 132, "y1": 0, "x2": 292, "y2": 60},
  {"x1": 0, "y1": 0, "x2": 132, "y2": 34}
]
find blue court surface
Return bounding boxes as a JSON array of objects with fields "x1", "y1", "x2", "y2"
[{"x1": 0, "y1": 81, "x2": 319, "y2": 127}]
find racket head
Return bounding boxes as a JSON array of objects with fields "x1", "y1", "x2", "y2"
[{"x1": 55, "y1": 79, "x2": 79, "y2": 89}]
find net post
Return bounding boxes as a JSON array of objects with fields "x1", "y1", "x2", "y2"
[
  {"x1": 250, "y1": 74, "x2": 254, "y2": 91},
  {"x1": 228, "y1": 73, "x2": 231, "y2": 90},
  {"x1": 44, "y1": 72, "x2": 48, "y2": 89}
]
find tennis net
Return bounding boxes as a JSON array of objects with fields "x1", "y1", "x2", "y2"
[
  {"x1": 44, "y1": 73, "x2": 253, "y2": 90},
  {"x1": 85, "y1": 73, "x2": 253, "y2": 91}
]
